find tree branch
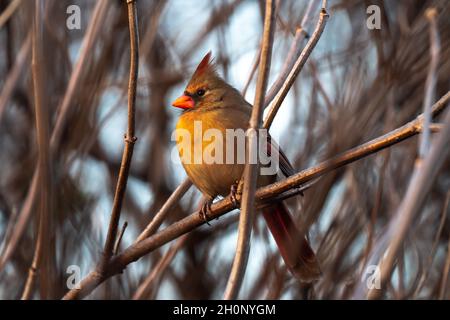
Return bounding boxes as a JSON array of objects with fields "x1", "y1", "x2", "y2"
[
  {"x1": 223, "y1": 0, "x2": 276, "y2": 300},
  {"x1": 100, "y1": 0, "x2": 139, "y2": 270},
  {"x1": 0, "y1": 0, "x2": 22, "y2": 29},
  {"x1": 264, "y1": 1, "x2": 329, "y2": 129},
  {"x1": 21, "y1": 0, "x2": 51, "y2": 299},
  {"x1": 263, "y1": 0, "x2": 318, "y2": 108},
  {"x1": 135, "y1": 178, "x2": 192, "y2": 243}
]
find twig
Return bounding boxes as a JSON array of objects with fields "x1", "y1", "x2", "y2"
[
  {"x1": 62, "y1": 91, "x2": 450, "y2": 300},
  {"x1": 21, "y1": 0, "x2": 51, "y2": 299},
  {"x1": 113, "y1": 221, "x2": 128, "y2": 255},
  {"x1": 263, "y1": 0, "x2": 318, "y2": 107},
  {"x1": 416, "y1": 123, "x2": 444, "y2": 133},
  {"x1": 139, "y1": 0, "x2": 166, "y2": 58},
  {"x1": 223, "y1": 0, "x2": 276, "y2": 300},
  {"x1": 263, "y1": 2, "x2": 328, "y2": 129},
  {"x1": 419, "y1": 8, "x2": 440, "y2": 158},
  {"x1": 135, "y1": 178, "x2": 192, "y2": 243},
  {"x1": 100, "y1": 0, "x2": 139, "y2": 271},
  {"x1": 241, "y1": 46, "x2": 261, "y2": 97}
]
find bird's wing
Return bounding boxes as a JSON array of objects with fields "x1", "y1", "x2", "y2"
[
  {"x1": 228, "y1": 100, "x2": 295, "y2": 177},
  {"x1": 267, "y1": 135, "x2": 295, "y2": 177}
]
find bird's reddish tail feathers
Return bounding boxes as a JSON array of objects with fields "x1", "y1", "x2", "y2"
[{"x1": 262, "y1": 202, "x2": 321, "y2": 282}]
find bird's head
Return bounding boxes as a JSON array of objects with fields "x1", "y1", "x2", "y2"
[{"x1": 172, "y1": 52, "x2": 238, "y2": 111}]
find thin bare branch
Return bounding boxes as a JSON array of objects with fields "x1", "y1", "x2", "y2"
[
  {"x1": 21, "y1": 0, "x2": 51, "y2": 299},
  {"x1": 241, "y1": 46, "x2": 261, "y2": 97},
  {"x1": 113, "y1": 221, "x2": 128, "y2": 255},
  {"x1": 100, "y1": 0, "x2": 139, "y2": 270},
  {"x1": 264, "y1": 3, "x2": 328, "y2": 129},
  {"x1": 223, "y1": 0, "x2": 276, "y2": 300},
  {"x1": 264, "y1": 0, "x2": 318, "y2": 107},
  {"x1": 135, "y1": 178, "x2": 192, "y2": 243}
]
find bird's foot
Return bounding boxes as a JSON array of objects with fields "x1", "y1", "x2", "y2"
[
  {"x1": 199, "y1": 198, "x2": 213, "y2": 226},
  {"x1": 229, "y1": 182, "x2": 241, "y2": 208}
]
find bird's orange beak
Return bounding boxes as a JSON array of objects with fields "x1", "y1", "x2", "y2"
[{"x1": 172, "y1": 95, "x2": 194, "y2": 109}]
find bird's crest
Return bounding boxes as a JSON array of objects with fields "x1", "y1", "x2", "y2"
[{"x1": 192, "y1": 51, "x2": 215, "y2": 78}]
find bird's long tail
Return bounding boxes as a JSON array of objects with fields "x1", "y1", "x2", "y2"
[{"x1": 262, "y1": 202, "x2": 321, "y2": 282}]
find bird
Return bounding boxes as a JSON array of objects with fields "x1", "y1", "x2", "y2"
[{"x1": 171, "y1": 52, "x2": 321, "y2": 282}]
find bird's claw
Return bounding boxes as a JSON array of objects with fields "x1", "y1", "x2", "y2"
[
  {"x1": 229, "y1": 182, "x2": 241, "y2": 208},
  {"x1": 200, "y1": 198, "x2": 213, "y2": 226}
]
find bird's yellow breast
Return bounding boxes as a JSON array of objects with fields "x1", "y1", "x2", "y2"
[{"x1": 174, "y1": 107, "x2": 249, "y2": 197}]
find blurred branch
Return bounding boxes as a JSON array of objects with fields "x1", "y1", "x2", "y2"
[
  {"x1": 132, "y1": 235, "x2": 187, "y2": 300},
  {"x1": 0, "y1": 32, "x2": 31, "y2": 124},
  {"x1": 0, "y1": 0, "x2": 22, "y2": 29},
  {"x1": 63, "y1": 91, "x2": 450, "y2": 300},
  {"x1": 0, "y1": 0, "x2": 109, "y2": 274},
  {"x1": 264, "y1": 1, "x2": 328, "y2": 128},
  {"x1": 100, "y1": 0, "x2": 139, "y2": 269},
  {"x1": 439, "y1": 236, "x2": 450, "y2": 299},
  {"x1": 358, "y1": 9, "x2": 445, "y2": 300},
  {"x1": 241, "y1": 46, "x2": 260, "y2": 96},
  {"x1": 365, "y1": 105, "x2": 450, "y2": 300},
  {"x1": 0, "y1": 167, "x2": 37, "y2": 273},
  {"x1": 418, "y1": 8, "x2": 440, "y2": 158},
  {"x1": 139, "y1": 0, "x2": 167, "y2": 58},
  {"x1": 223, "y1": 0, "x2": 276, "y2": 300},
  {"x1": 182, "y1": 0, "x2": 245, "y2": 59},
  {"x1": 50, "y1": 0, "x2": 109, "y2": 150},
  {"x1": 414, "y1": 191, "x2": 449, "y2": 296}
]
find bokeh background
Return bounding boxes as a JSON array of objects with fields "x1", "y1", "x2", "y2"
[{"x1": 0, "y1": 0, "x2": 449, "y2": 299}]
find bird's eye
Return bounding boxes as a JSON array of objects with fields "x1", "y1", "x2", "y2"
[{"x1": 196, "y1": 89, "x2": 206, "y2": 96}]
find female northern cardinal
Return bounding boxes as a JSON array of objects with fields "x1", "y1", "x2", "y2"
[{"x1": 172, "y1": 52, "x2": 321, "y2": 281}]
